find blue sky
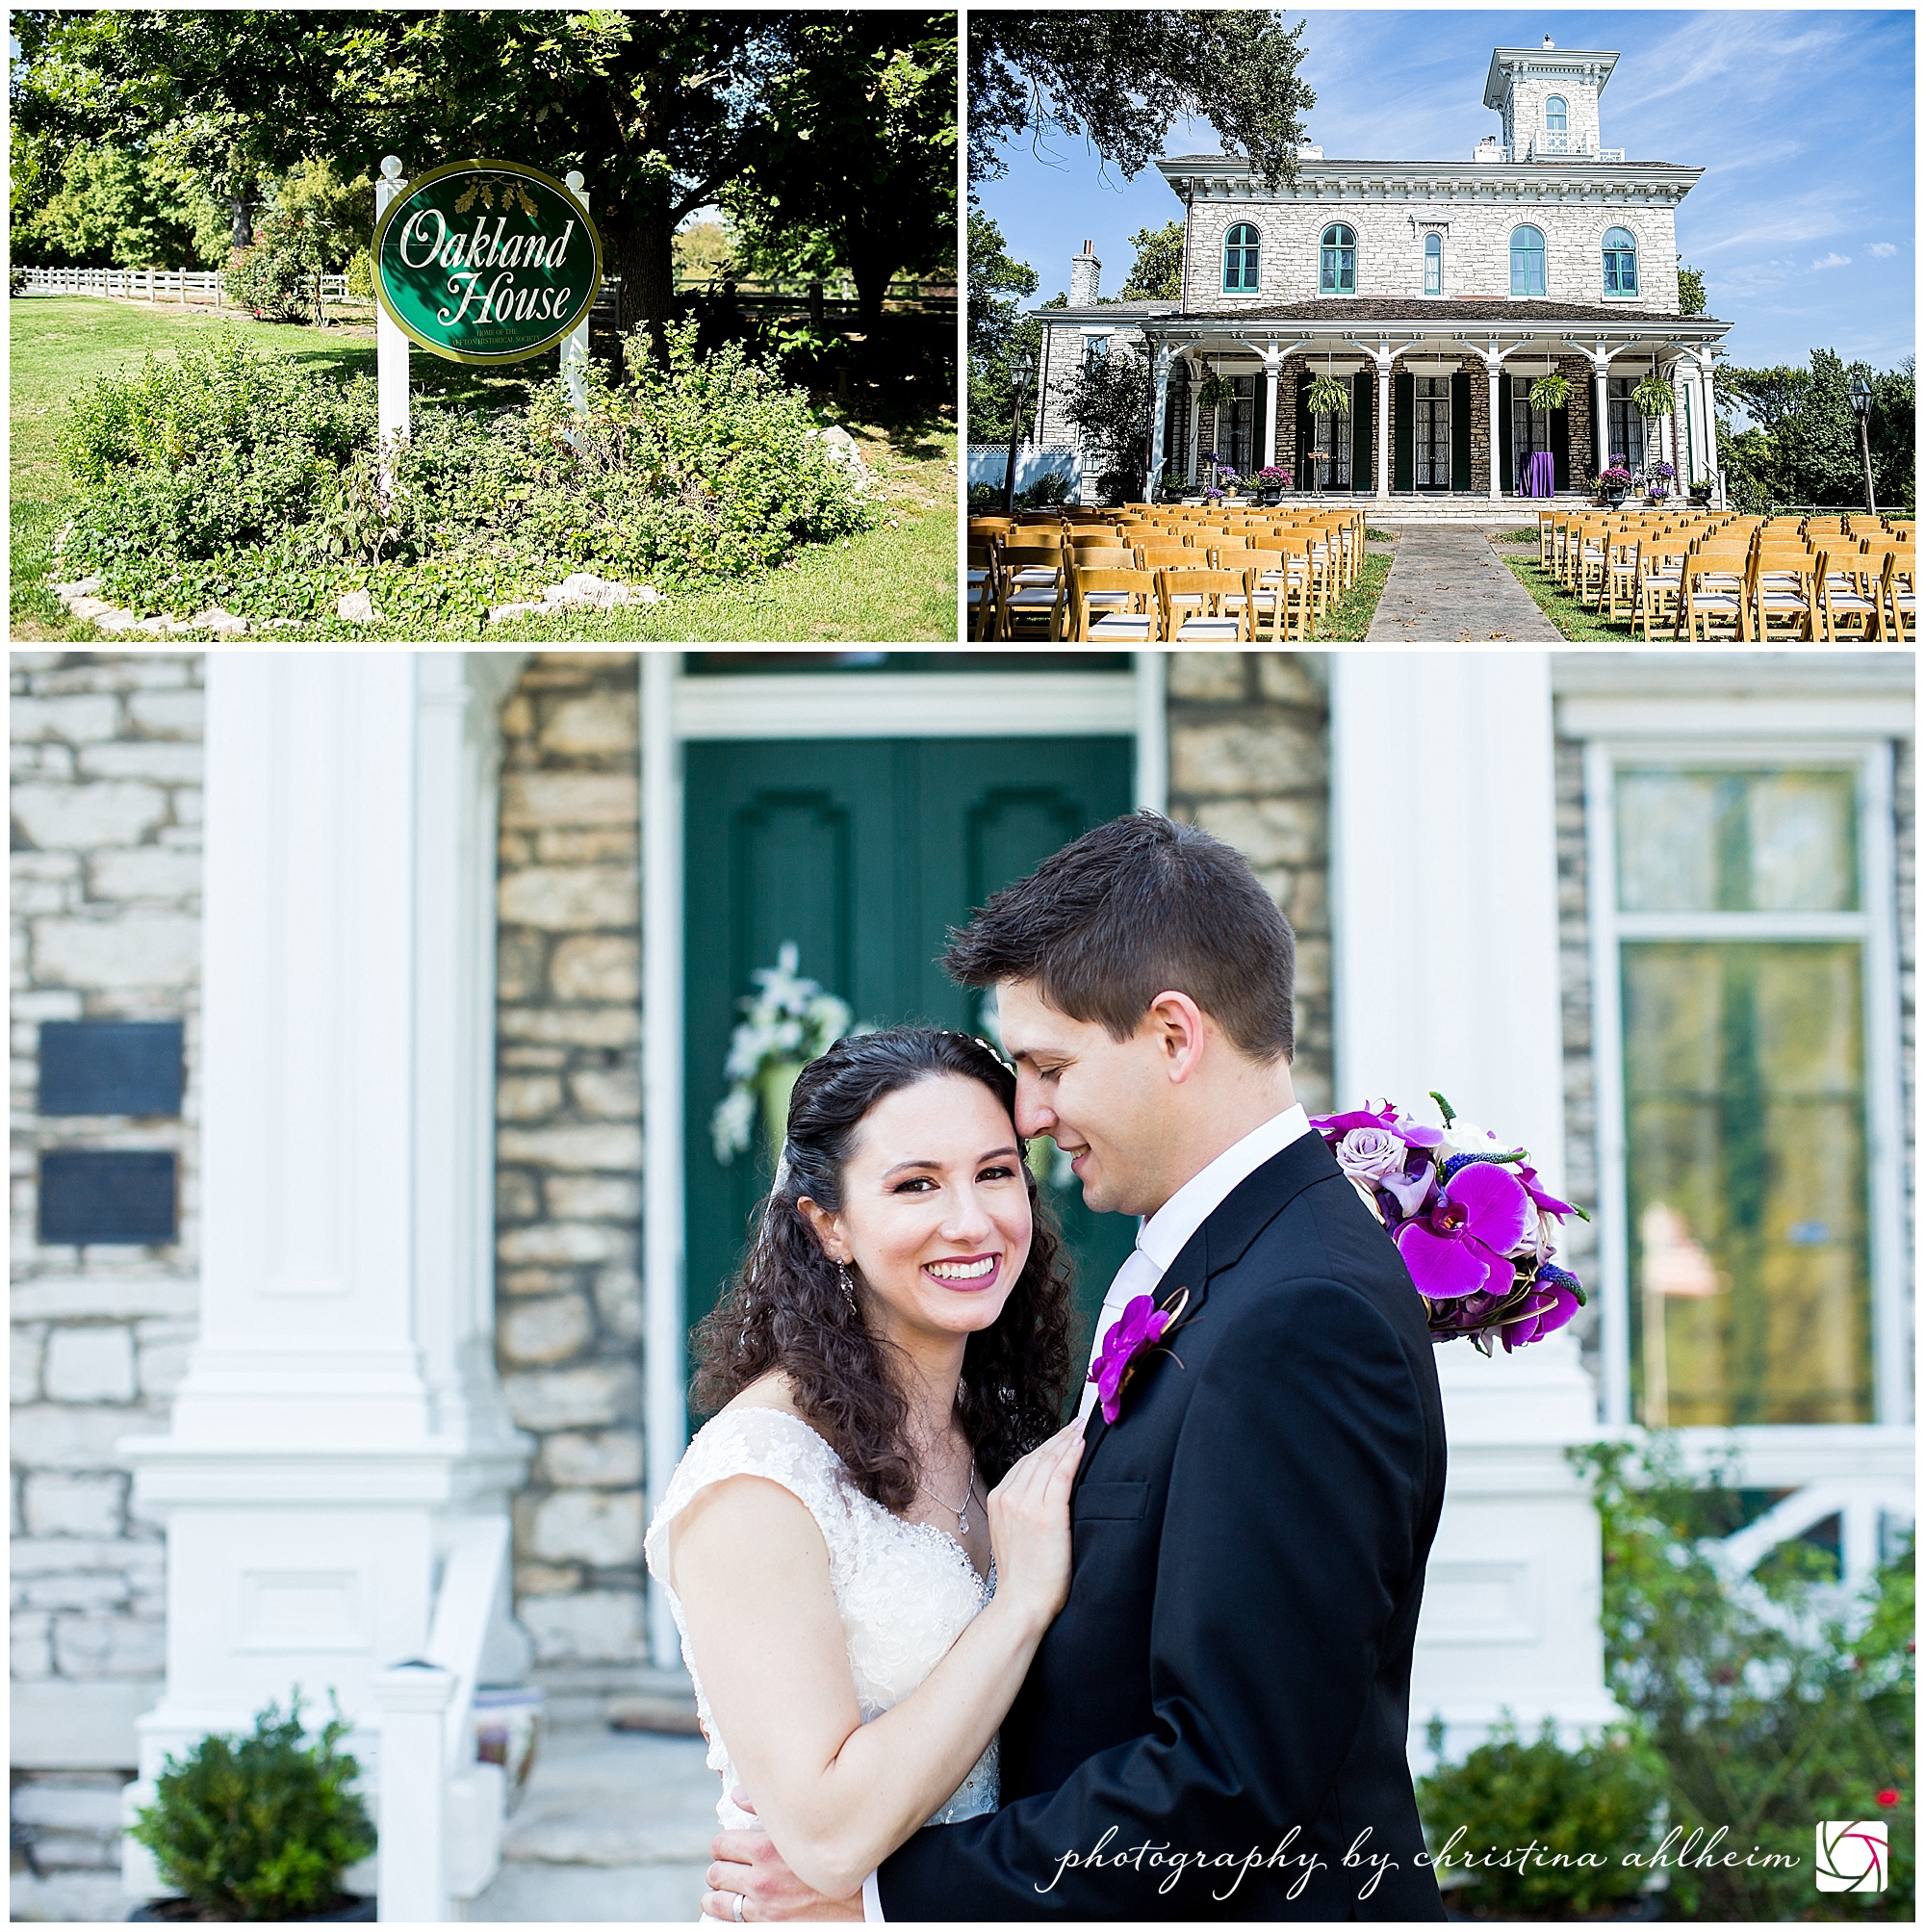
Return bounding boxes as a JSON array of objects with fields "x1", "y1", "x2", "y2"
[{"x1": 977, "y1": 9, "x2": 1916, "y2": 375}]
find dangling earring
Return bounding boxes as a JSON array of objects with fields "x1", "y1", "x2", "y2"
[{"x1": 838, "y1": 1263, "x2": 860, "y2": 1315}]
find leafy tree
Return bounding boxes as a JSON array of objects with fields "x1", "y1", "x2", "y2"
[
  {"x1": 1061, "y1": 336, "x2": 1157, "y2": 502},
  {"x1": 1718, "y1": 351, "x2": 1912, "y2": 509},
  {"x1": 11, "y1": 142, "x2": 227, "y2": 269},
  {"x1": 673, "y1": 219, "x2": 738, "y2": 287},
  {"x1": 1118, "y1": 219, "x2": 1186, "y2": 301},
  {"x1": 721, "y1": 13, "x2": 955, "y2": 334},
  {"x1": 969, "y1": 12, "x2": 1313, "y2": 191},
  {"x1": 1677, "y1": 263, "x2": 1706, "y2": 316},
  {"x1": 967, "y1": 209, "x2": 1040, "y2": 445},
  {"x1": 12, "y1": 11, "x2": 943, "y2": 347}
]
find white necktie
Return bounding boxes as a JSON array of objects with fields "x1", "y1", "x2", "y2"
[{"x1": 1078, "y1": 1243, "x2": 1168, "y2": 1419}]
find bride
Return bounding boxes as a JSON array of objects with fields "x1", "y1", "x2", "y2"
[{"x1": 644, "y1": 1026, "x2": 1086, "y2": 1922}]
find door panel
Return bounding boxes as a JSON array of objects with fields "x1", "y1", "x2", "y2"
[{"x1": 684, "y1": 736, "x2": 1137, "y2": 1424}]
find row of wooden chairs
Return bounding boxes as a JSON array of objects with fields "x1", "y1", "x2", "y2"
[{"x1": 1063, "y1": 560, "x2": 1318, "y2": 644}]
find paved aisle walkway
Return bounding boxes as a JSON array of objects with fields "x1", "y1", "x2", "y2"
[{"x1": 1365, "y1": 524, "x2": 1562, "y2": 641}]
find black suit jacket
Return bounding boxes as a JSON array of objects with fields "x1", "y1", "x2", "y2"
[{"x1": 876, "y1": 1130, "x2": 1448, "y2": 1919}]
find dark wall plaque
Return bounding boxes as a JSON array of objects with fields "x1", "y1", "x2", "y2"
[
  {"x1": 38, "y1": 1020, "x2": 184, "y2": 1117},
  {"x1": 38, "y1": 1150, "x2": 178, "y2": 1246}
]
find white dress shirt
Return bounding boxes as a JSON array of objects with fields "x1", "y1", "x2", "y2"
[{"x1": 861, "y1": 1103, "x2": 1311, "y2": 1919}]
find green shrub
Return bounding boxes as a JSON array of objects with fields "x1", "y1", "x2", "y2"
[
  {"x1": 131, "y1": 1691, "x2": 375, "y2": 1921},
  {"x1": 1571, "y1": 1436, "x2": 1914, "y2": 1921},
  {"x1": 344, "y1": 249, "x2": 374, "y2": 301},
  {"x1": 1417, "y1": 1718, "x2": 1668, "y2": 1918}
]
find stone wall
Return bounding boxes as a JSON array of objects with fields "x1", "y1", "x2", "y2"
[
  {"x1": 1165, "y1": 655, "x2": 1332, "y2": 1115},
  {"x1": 493, "y1": 655, "x2": 647, "y2": 1669},
  {"x1": 1185, "y1": 196, "x2": 1682, "y2": 313},
  {"x1": 10, "y1": 653, "x2": 205, "y2": 1919}
]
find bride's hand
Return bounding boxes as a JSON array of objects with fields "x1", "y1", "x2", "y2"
[{"x1": 985, "y1": 1417, "x2": 1085, "y2": 1629}]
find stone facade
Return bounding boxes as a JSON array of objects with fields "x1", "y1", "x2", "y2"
[
  {"x1": 10, "y1": 653, "x2": 205, "y2": 1919},
  {"x1": 1165, "y1": 654, "x2": 1332, "y2": 1116},
  {"x1": 1182, "y1": 196, "x2": 1681, "y2": 315},
  {"x1": 492, "y1": 655, "x2": 647, "y2": 1668}
]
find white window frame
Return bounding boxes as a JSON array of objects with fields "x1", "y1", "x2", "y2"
[{"x1": 1582, "y1": 734, "x2": 1908, "y2": 1445}]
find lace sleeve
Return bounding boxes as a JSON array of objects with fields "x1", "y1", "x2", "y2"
[{"x1": 644, "y1": 1406, "x2": 855, "y2": 1590}]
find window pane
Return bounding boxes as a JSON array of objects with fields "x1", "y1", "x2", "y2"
[
  {"x1": 1616, "y1": 766, "x2": 1860, "y2": 913},
  {"x1": 1624, "y1": 941, "x2": 1872, "y2": 1427}
]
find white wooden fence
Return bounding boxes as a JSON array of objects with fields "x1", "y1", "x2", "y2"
[{"x1": 20, "y1": 265, "x2": 353, "y2": 307}]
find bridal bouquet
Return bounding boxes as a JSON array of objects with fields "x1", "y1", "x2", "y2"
[{"x1": 1309, "y1": 1094, "x2": 1587, "y2": 1353}]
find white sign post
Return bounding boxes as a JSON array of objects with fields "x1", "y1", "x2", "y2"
[
  {"x1": 561, "y1": 170, "x2": 590, "y2": 418},
  {"x1": 374, "y1": 155, "x2": 411, "y2": 491}
]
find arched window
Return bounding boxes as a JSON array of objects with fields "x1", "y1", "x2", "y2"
[
  {"x1": 1510, "y1": 224, "x2": 1547, "y2": 296},
  {"x1": 1424, "y1": 231, "x2": 1442, "y2": 296},
  {"x1": 1222, "y1": 223, "x2": 1260, "y2": 293},
  {"x1": 1603, "y1": 226, "x2": 1639, "y2": 296},
  {"x1": 1320, "y1": 222, "x2": 1356, "y2": 295},
  {"x1": 1546, "y1": 95, "x2": 1568, "y2": 133}
]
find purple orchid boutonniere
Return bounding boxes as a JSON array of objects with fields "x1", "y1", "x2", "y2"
[{"x1": 1088, "y1": 1286, "x2": 1191, "y2": 1425}]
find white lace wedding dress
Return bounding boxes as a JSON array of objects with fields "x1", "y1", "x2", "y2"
[{"x1": 643, "y1": 1405, "x2": 1000, "y2": 1893}]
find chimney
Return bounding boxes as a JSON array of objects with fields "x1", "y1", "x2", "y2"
[
  {"x1": 1069, "y1": 240, "x2": 1100, "y2": 306},
  {"x1": 1476, "y1": 135, "x2": 1504, "y2": 162},
  {"x1": 1297, "y1": 141, "x2": 1323, "y2": 161},
  {"x1": 1543, "y1": 34, "x2": 1554, "y2": 47}
]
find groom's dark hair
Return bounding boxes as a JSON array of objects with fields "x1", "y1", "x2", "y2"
[{"x1": 944, "y1": 811, "x2": 1296, "y2": 1062}]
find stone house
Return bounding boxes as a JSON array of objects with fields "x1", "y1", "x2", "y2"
[
  {"x1": 11, "y1": 650, "x2": 1913, "y2": 1919},
  {"x1": 1033, "y1": 38, "x2": 1732, "y2": 500}
]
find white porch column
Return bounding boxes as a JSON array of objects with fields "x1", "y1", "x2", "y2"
[
  {"x1": 1375, "y1": 356, "x2": 1392, "y2": 501},
  {"x1": 1145, "y1": 341, "x2": 1173, "y2": 502},
  {"x1": 1486, "y1": 358, "x2": 1503, "y2": 501},
  {"x1": 121, "y1": 655, "x2": 533, "y2": 1914},
  {"x1": 1186, "y1": 377, "x2": 1203, "y2": 486},
  {"x1": 1592, "y1": 352, "x2": 1610, "y2": 473},
  {"x1": 1699, "y1": 352, "x2": 1724, "y2": 506},
  {"x1": 1329, "y1": 654, "x2": 1619, "y2": 1770},
  {"x1": 1262, "y1": 348, "x2": 1281, "y2": 471}
]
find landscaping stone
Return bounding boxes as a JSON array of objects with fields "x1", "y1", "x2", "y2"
[
  {"x1": 1364, "y1": 523, "x2": 1562, "y2": 641},
  {"x1": 336, "y1": 587, "x2": 377, "y2": 624},
  {"x1": 487, "y1": 575, "x2": 662, "y2": 627}
]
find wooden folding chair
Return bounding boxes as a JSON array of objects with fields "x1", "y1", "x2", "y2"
[
  {"x1": 1810, "y1": 547, "x2": 1881, "y2": 642},
  {"x1": 1065, "y1": 567, "x2": 1160, "y2": 644},
  {"x1": 993, "y1": 544, "x2": 1063, "y2": 642},
  {"x1": 1877, "y1": 547, "x2": 1916, "y2": 641},
  {"x1": 966, "y1": 543, "x2": 996, "y2": 641},
  {"x1": 1681, "y1": 547, "x2": 1750, "y2": 641},
  {"x1": 1748, "y1": 544, "x2": 1815, "y2": 642},
  {"x1": 1153, "y1": 567, "x2": 1249, "y2": 643}
]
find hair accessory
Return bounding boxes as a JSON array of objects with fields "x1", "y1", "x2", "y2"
[{"x1": 838, "y1": 1263, "x2": 860, "y2": 1316}]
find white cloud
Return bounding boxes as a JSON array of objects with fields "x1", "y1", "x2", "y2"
[
  {"x1": 1867, "y1": 242, "x2": 1898, "y2": 258},
  {"x1": 1810, "y1": 252, "x2": 1853, "y2": 270}
]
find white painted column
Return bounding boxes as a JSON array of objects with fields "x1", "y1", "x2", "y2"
[
  {"x1": 1486, "y1": 360, "x2": 1502, "y2": 501},
  {"x1": 1375, "y1": 359, "x2": 1392, "y2": 501},
  {"x1": 561, "y1": 171, "x2": 591, "y2": 417},
  {"x1": 1700, "y1": 353, "x2": 1724, "y2": 506},
  {"x1": 1329, "y1": 654, "x2": 1619, "y2": 1769},
  {"x1": 120, "y1": 656, "x2": 533, "y2": 1907},
  {"x1": 1593, "y1": 357, "x2": 1610, "y2": 473},
  {"x1": 1146, "y1": 343, "x2": 1172, "y2": 502},
  {"x1": 375, "y1": 159, "x2": 411, "y2": 477},
  {"x1": 1262, "y1": 351, "x2": 1281, "y2": 470},
  {"x1": 1186, "y1": 381, "x2": 1203, "y2": 486}
]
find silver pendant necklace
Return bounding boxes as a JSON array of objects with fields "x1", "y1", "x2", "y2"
[{"x1": 916, "y1": 1461, "x2": 978, "y2": 1534}]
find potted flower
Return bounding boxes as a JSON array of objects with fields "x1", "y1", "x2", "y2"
[
  {"x1": 1646, "y1": 460, "x2": 1675, "y2": 502},
  {"x1": 1597, "y1": 464, "x2": 1633, "y2": 506},
  {"x1": 1631, "y1": 373, "x2": 1676, "y2": 420},
  {"x1": 1305, "y1": 373, "x2": 1351, "y2": 418},
  {"x1": 129, "y1": 1694, "x2": 376, "y2": 1921},
  {"x1": 1526, "y1": 371, "x2": 1572, "y2": 414},
  {"x1": 710, "y1": 941, "x2": 855, "y2": 1164},
  {"x1": 1255, "y1": 464, "x2": 1292, "y2": 502},
  {"x1": 1215, "y1": 463, "x2": 1242, "y2": 500}
]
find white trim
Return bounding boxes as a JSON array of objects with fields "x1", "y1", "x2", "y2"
[
  {"x1": 1557, "y1": 695, "x2": 1915, "y2": 739},
  {"x1": 641, "y1": 652, "x2": 686, "y2": 1669},
  {"x1": 1579, "y1": 734, "x2": 1908, "y2": 1437},
  {"x1": 671, "y1": 672, "x2": 1138, "y2": 740},
  {"x1": 1134, "y1": 654, "x2": 1168, "y2": 812},
  {"x1": 1553, "y1": 655, "x2": 1914, "y2": 699}
]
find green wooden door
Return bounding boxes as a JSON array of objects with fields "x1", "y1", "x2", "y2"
[{"x1": 683, "y1": 735, "x2": 1136, "y2": 1420}]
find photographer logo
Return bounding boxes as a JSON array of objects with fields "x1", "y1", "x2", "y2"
[{"x1": 1814, "y1": 1821, "x2": 1887, "y2": 1893}]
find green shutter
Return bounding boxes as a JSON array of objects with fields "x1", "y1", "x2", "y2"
[
  {"x1": 1352, "y1": 368, "x2": 1374, "y2": 493},
  {"x1": 1295, "y1": 377, "x2": 1313, "y2": 486},
  {"x1": 1553, "y1": 397, "x2": 1571, "y2": 491},
  {"x1": 1393, "y1": 372, "x2": 1414, "y2": 491},
  {"x1": 1498, "y1": 374, "x2": 1514, "y2": 496},
  {"x1": 1451, "y1": 371, "x2": 1473, "y2": 491}
]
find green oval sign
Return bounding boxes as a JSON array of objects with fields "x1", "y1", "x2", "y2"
[{"x1": 373, "y1": 160, "x2": 603, "y2": 364}]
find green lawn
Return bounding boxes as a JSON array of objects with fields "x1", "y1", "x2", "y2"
[
  {"x1": 1317, "y1": 549, "x2": 1394, "y2": 641},
  {"x1": 1496, "y1": 545, "x2": 1648, "y2": 642},
  {"x1": 10, "y1": 295, "x2": 957, "y2": 643}
]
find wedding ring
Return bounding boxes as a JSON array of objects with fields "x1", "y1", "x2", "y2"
[{"x1": 732, "y1": 1893, "x2": 746, "y2": 1923}]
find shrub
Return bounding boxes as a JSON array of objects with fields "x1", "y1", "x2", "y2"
[
  {"x1": 131, "y1": 1692, "x2": 374, "y2": 1921},
  {"x1": 344, "y1": 249, "x2": 374, "y2": 301},
  {"x1": 1570, "y1": 1436, "x2": 1914, "y2": 1921},
  {"x1": 1416, "y1": 1718, "x2": 1667, "y2": 1918}
]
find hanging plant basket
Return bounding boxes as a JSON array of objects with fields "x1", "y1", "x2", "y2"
[
  {"x1": 1527, "y1": 372, "x2": 1571, "y2": 413},
  {"x1": 1306, "y1": 374, "x2": 1351, "y2": 416},
  {"x1": 1196, "y1": 373, "x2": 1238, "y2": 410},
  {"x1": 1632, "y1": 375, "x2": 1676, "y2": 419}
]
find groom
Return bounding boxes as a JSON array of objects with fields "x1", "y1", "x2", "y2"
[{"x1": 708, "y1": 811, "x2": 1448, "y2": 1919}]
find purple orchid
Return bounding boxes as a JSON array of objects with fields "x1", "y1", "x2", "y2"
[
  {"x1": 1500, "y1": 1264, "x2": 1584, "y2": 1352},
  {"x1": 1393, "y1": 1162, "x2": 1529, "y2": 1300},
  {"x1": 1310, "y1": 1102, "x2": 1401, "y2": 1139},
  {"x1": 1087, "y1": 1293, "x2": 1175, "y2": 1425}
]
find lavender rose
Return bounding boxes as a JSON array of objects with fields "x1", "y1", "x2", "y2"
[{"x1": 1337, "y1": 1126, "x2": 1408, "y2": 1185}]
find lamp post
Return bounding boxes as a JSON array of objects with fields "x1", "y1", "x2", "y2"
[
  {"x1": 1848, "y1": 369, "x2": 1877, "y2": 515},
  {"x1": 1003, "y1": 350, "x2": 1039, "y2": 517}
]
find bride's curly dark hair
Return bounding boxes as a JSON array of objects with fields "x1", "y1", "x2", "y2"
[{"x1": 690, "y1": 1026, "x2": 1074, "y2": 1512}]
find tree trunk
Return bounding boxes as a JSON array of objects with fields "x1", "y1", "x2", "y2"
[{"x1": 607, "y1": 210, "x2": 677, "y2": 364}]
